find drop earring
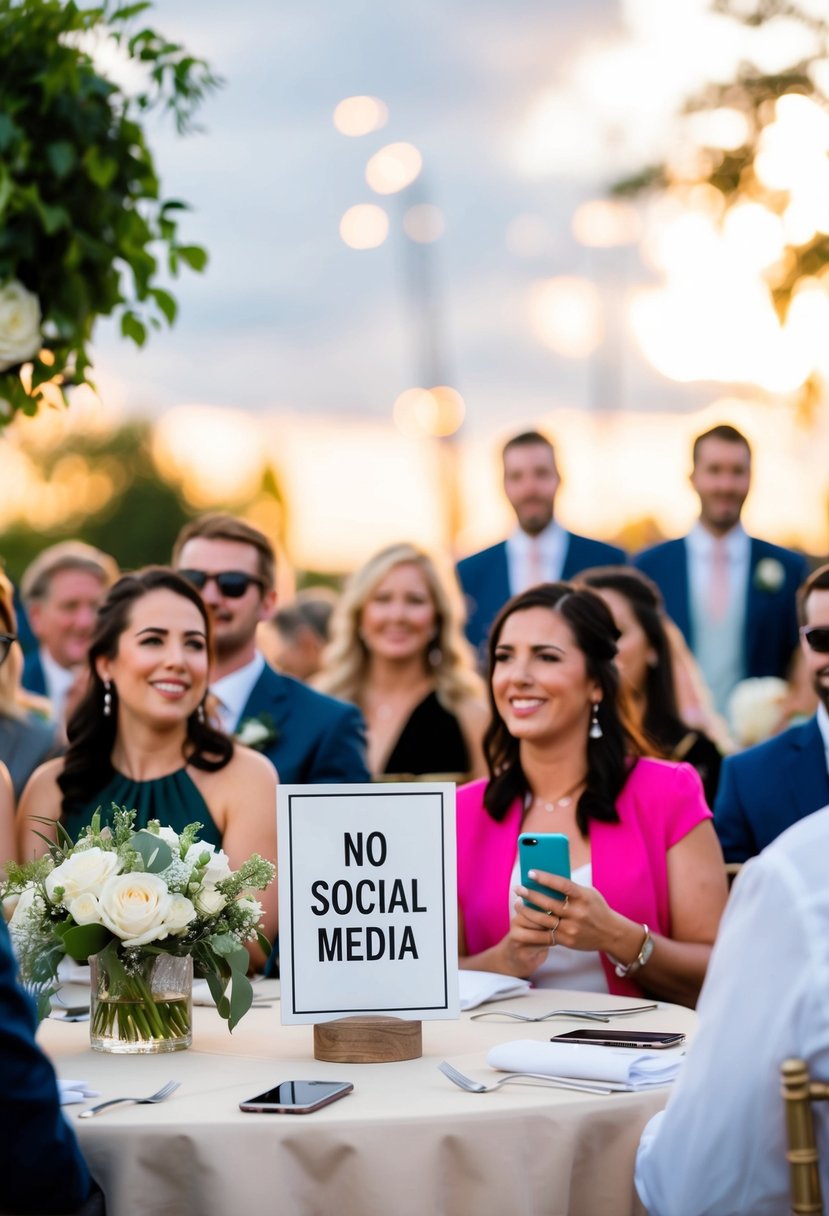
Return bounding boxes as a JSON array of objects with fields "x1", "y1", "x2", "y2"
[
  {"x1": 589, "y1": 702, "x2": 603, "y2": 739},
  {"x1": 103, "y1": 680, "x2": 112, "y2": 717},
  {"x1": 197, "y1": 701, "x2": 206, "y2": 724}
]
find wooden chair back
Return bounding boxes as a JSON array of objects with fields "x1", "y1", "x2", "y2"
[{"x1": 781, "y1": 1057, "x2": 829, "y2": 1214}]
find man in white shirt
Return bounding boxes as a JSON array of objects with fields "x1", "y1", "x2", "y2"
[
  {"x1": 20, "y1": 541, "x2": 118, "y2": 726},
  {"x1": 635, "y1": 800, "x2": 829, "y2": 1215},
  {"x1": 456, "y1": 430, "x2": 626, "y2": 653},
  {"x1": 635, "y1": 425, "x2": 809, "y2": 715},
  {"x1": 172, "y1": 514, "x2": 369, "y2": 785}
]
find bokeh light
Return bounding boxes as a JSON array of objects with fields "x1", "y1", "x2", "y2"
[
  {"x1": 152, "y1": 406, "x2": 265, "y2": 506},
  {"x1": 403, "y1": 203, "x2": 444, "y2": 243},
  {"x1": 528, "y1": 277, "x2": 603, "y2": 358},
  {"x1": 339, "y1": 204, "x2": 389, "y2": 250},
  {"x1": 333, "y1": 95, "x2": 389, "y2": 137},
  {"x1": 365, "y1": 142, "x2": 422, "y2": 194},
  {"x1": 572, "y1": 199, "x2": 641, "y2": 248},
  {"x1": 393, "y1": 385, "x2": 465, "y2": 438}
]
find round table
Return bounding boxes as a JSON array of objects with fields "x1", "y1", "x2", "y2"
[{"x1": 40, "y1": 982, "x2": 696, "y2": 1216}]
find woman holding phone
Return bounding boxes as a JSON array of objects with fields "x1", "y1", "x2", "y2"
[{"x1": 457, "y1": 583, "x2": 727, "y2": 1007}]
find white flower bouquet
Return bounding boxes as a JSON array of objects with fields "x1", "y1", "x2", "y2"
[{"x1": 3, "y1": 808, "x2": 275, "y2": 1044}]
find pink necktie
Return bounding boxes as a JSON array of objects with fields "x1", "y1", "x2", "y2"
[{"x1": 708, "y1": 540, "x2": 730, "y2": 621}]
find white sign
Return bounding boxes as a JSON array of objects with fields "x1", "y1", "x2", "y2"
[{"x1": 277, "y1": 783, "x2": 459, "y2": 1024}]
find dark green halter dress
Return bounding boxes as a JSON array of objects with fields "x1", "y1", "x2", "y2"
[{"x1": 62, "y1": 768, "x2": 223, "y2": 848}]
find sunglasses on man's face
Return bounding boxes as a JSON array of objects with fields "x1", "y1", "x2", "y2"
[
  {"x1": 800, "y1": 626, "x2": 829, "y2": 654},
  {"x1": 0, "y1": 634, "x2": 17, "y2": 667},
  {"x1": 179, "y1": 570, "x2": 266, "y2": 599}
]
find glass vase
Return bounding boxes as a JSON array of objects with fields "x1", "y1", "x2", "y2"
[{"x1": 89, "y1": 950, "x2": 193, "y2": 1054}]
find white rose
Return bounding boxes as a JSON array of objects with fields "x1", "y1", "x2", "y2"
[
  {"x1": 193, "y1": 885, "x2": 227, "y2": 917},
  {"x1": 66, "y1": 892, "x2": 103, "y2": 926},
  {"x1": 154, "y1": 826, "x2": 181, "y2": 851},
  {"x1": 236, "y1": 896, "x2": 264, "y2": 924},
  {"x1": 45, "y1": 848, "x2": 122, "y2": 906},
  {"x1": 0, "y1": 280, "x2": 42, "y2": 372},
  {"x1": 164, "y1": 894, "x2": 197, "y2": 934},
  {"x1": 8, "y1": 884, "x2": 44, "y2": 930},
  {"x1": 185, "y1": 842, "x2": 232, "y2": 886},
  {"x1": 97, "y1": 872, "x2": 175, "y2": 948}
]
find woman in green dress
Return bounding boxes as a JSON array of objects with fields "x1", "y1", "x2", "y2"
[{"x1": 17, "y1": 568, "x2": 278, "y2": 964}]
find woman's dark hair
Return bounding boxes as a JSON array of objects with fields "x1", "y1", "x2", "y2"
[
  {"x1": 483, "y1": 582, "x2": 645, "y2": 832},
  {"x1": 579, "y1": 567, "x2": 688, "y2": 753},
  {"x1": 58, "y1": 567, "x2": 233, "y2": 815}
]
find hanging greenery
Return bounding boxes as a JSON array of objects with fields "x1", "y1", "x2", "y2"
[{"x1": 0, "y1": 0, "x2": 220, "y2": 423}]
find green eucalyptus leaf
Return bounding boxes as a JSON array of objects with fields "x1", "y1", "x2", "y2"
[
  {"x1": 131, "y1": 830, "x2": 174, "y2": 873},
  {"x1": 60, "y1": 923, "x2": 112, "y2": 961}
]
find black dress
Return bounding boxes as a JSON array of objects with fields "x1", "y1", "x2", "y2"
[{"x1": 381, "y1": 691, "x2": 470, "y2": 778}]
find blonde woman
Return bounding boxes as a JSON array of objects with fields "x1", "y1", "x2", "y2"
[
  {"x1": 0, "y1": 571, "x2": 59, "y2": 801},
  {"x1": 317, "y1": 543, "x2": 488, "y2": 779}
]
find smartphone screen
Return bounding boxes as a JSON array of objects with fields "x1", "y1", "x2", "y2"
[
  {"x1": 239, "y1": 1080, "x2": 354, "y2": 1113},
  {"x1": 550, "y1": 1029, "x2": 685, "y2": 1050},
  {"x1": 518, "y1": 832, "x2": 570, "y2": 910}
]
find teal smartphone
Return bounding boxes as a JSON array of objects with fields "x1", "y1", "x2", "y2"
[{"x1": 518, "y1": 832, "x2": 570, "y2": 911}]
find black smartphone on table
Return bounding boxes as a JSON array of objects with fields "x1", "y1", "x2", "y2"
[
  {"x1": 550, "y1": 1029, "x2": 685, "y2": 1050},
  {"x1": 239, "y1": 1080, "x2": 354, "y2": 1113}
]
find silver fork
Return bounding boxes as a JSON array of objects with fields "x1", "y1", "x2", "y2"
[
  {"x1": 470, "y1": 1002, "x2": 658, "y2": 1024},
  {"x1": 438, "y1": 1060, "x2": 625, "y2": 1095},
  {"x1": 78, "y1": 1080, "x2": 180, "y2": 1118}
]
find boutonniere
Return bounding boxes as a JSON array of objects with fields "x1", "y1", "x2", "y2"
[
  {"x1": 235, "y1": 713, "x2": 279, "y2": 752},
  {"x1": 753, "y1": 557, "x2": 786, "y2": 593}
]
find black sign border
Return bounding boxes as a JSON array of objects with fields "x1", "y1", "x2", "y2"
[{"x1": 286, "y1": 788, "x2": 452, "y2": 1016}]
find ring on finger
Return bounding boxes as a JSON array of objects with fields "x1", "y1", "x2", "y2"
[
  {"x1": 562, "y1": 896, "x2": 570, "y2": 910},
  {"x1": 550, "y1": 928, "x2": 557, "y2": 947},
  {"x1": 550, "y1": 915, "x2": 560, "y2": 932}
]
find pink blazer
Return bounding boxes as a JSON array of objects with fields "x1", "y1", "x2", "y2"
[{"x1": 456, "y1": 757, "x2": 712, "y2": 996}]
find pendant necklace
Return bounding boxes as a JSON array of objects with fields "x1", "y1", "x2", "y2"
[{"x1": 532, "y1": 776, "x2": 586, "y2": 814}]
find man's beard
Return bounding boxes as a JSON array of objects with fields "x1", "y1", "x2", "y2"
[{"x1": 813, "y1": 668, "x2": 829, "y2": 712}]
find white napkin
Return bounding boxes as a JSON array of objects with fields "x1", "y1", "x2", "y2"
[
  {"x1": 59, "y1": 1080, "x2": 101, "y2": 1106},
  {"x1": 487, "y1": 1039, "x2": 684, "y2": 1090},
  {"x1": 458, "y1": 970, "x2": 532, "y2": 1011},
  {"x1": 56, "y1": 958, "x2": 91, "y2": 985}
]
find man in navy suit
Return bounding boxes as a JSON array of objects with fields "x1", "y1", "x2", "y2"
[
  {"x1": 714, "y1": 564, "x2": 829, "y2": 862},
  {"x1": 173, "y1": 514, "x2": 369, "y2": 784},
  {"x1": 456, "y1": 430, "x2": 626, "y2": 652},
  {"x1": 20, "y1": 541, "x2": 118, "y2": 725},
  {"x1": 0, "y1": 916, "x2": 100, "y2": 1214},
  {"x1": 635, "y1": 424, "x2": 809, "y2": 715}
]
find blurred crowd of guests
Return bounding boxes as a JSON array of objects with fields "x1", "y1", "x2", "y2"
[{"x1": 2, "y1": 420, "x2": 829, "y2": 1214}]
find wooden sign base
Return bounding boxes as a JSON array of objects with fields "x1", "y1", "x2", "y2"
[{"x1": 313, "y1": 1015, "x2": 422, "y2": 1063}]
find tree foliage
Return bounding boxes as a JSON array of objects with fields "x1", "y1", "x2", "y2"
[
  {"x1": 613, "y1": 0, "x2": 829, "y2": 320},
  {"x1": 0, "y1": 1, "x2": 219, "y2": 423}
]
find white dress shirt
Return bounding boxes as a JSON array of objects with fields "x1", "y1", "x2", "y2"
[
  {"x1": 635, "y1": 803, "x2": 829, "y2": 1216},
  {"x1": 39, "y1": 647, "x2": 79, "y2": 724},
  {"x1": 211, "y1": 652, "x2": 266, "y2": 734},
  {"x1": 686, "y1": 522, "x2": 751, "y2": 714},
  {"x1": 817, "y1": 702, "x2": 829, "y2": 772},
  {"x1": 505, "y1": 520, "x2": 568, "y2": 595}
]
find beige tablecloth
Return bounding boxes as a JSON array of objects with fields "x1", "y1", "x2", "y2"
[{"x1": 40, "y1": 984, "x2": 696, "y2": 1216}]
